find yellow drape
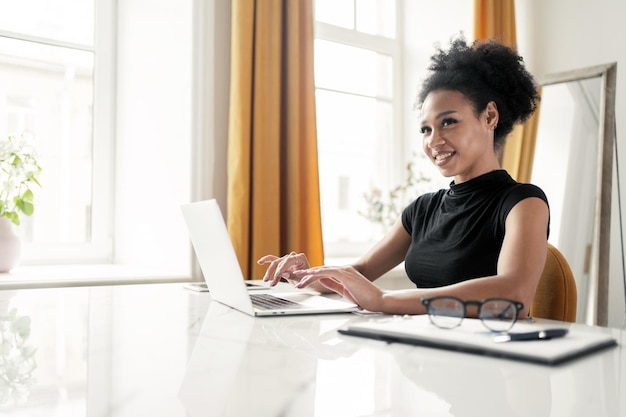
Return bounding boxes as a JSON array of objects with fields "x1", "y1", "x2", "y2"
[
  {"x1": 474, "y1": 0, "x2": 517, "y2": 46},
  {"x1": 227, "y1": 0, "x2": 324, "y2": 279},
  {"x1": 499, "y1": 95, "x2": 541, "y2": 182},
  {"x1": 473, "y1": 0, "x2": 540, "y2": 183}
]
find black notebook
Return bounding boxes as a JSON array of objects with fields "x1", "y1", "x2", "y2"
[{"x1": 338, "y1": 315, "x2": 618, "y2": 366}]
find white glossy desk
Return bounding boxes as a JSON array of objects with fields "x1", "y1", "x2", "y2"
[{"x1": 0, "y1": 283, "x2": 623, "y2": 416}]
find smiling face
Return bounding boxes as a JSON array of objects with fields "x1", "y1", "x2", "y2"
[{"x1": 419, "y1": 89, "x2": 500, "y2": 184}]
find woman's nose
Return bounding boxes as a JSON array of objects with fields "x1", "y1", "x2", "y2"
[{"x1": 427, "y1": 130, "x2": 445, "y2": 149}]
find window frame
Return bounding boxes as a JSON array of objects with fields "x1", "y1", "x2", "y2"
[
  {"x1": 314, "y1": 4, "x2": 406, "y2": 260},
  {"x1": 0, "y1": 0, "x2": 115, "y2": 264}
]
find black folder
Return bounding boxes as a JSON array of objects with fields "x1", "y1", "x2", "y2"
[{"x1": 339, "y1": 315, "x2": 618, "y2": 366}]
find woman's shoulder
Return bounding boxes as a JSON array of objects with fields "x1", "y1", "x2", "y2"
[
  {"x1": 497, "y1": 182, "x2": 550, "y2": 231},
  {"x1": 503, "y1": 182, "x2": 549, "y2": 205}
]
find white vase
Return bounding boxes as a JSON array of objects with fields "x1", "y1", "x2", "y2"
[{"x1": 0, "y1": 217, "x2": 21, "y2": 273}]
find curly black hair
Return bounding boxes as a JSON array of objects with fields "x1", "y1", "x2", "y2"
[{"x1": 415, "y1": 36, "x2": 540, "y2": 148}]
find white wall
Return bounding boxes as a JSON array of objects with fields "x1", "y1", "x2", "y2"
[
  {"x1": 402, "y1": 0, "x2": 473, "y2": 189},
  {"x1": 114, "y1": 0, "x2": 193, "y2": 274},
  {"x1": 516, "y1": 0, "x2": 626, "y2": 328},
  {"x1": 192, "y1": 0, "x2": 231, "y2": 210},
  {"x1": 188, "y1": 0, "x2": 231, "y2": 280}
]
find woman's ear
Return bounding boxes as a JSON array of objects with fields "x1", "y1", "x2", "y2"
[{"x1": 484, "y1": 101, "x2": 499, "y2": 130}]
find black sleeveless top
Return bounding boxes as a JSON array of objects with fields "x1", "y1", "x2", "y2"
[{"x1": 401, "y1": 170, "x2": 549, "y2": 288}]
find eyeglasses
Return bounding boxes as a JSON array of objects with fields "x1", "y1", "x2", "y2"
[{"x1": 421, "y1": 296, "x2": 524, "y2": 332}]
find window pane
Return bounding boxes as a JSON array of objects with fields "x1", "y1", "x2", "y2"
[
  {"x1": 315, "y1": 40, "x2": 392, "y2": 99},
  {"x1": 0, "y1": 36, "x2": 94, "y2": 244},
  {"x1": 0, "y1": 0, "x2": 94, "y2": 46},
  {"x1": 316, "y1": 90, "x2": 392, "y2": 246},
  {"x1": 315, "y1": 1, "x2": 399, "y2": 259},
  {"x1": 315, "y1": 0, "x2": 354, "y2": 29},
  {"x1": 356, "y1": 0, "x2": 396, "y2": 38}
]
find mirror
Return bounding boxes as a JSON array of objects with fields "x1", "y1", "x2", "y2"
[{"x1": 531, "y1": 63, "x2": 617, "y2": 326}]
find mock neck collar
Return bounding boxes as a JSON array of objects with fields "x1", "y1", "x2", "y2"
[{"x1": 448, "y1": 170, "x2": 512, "y2": 195}]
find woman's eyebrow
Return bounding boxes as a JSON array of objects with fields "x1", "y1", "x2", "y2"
[
  {"x1": 420, "y1": 109, "x2": 457, "y2": 125},
  {"x1": 435, "y1": 110, "x2": 457, "y2": 119}
]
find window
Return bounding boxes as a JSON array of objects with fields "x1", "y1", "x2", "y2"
[
  {"x1": 0, "y1": 0, "x2": 114, "y2": 263},
  {"x1": 314, "y1": 0, "x2": 403, "y2": 259}
]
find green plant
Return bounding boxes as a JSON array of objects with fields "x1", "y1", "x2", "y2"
[
  {"x1": 359, "y1": 157, "x2": 431, "y2": 230},
  {"x1": 0, "y1": 134, "x2": 42, "y2": 225}
]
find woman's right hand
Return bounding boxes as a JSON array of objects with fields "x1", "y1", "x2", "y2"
[{"x1": 257, "y1": 251, "x2": 311, "y2": 287}]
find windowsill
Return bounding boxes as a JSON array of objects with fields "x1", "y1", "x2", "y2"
[
  {"x1": 0, "y1": 259, "x2": 410, "y2": 292},
  {"x1": 0, "y1": 264, "x2": 192, "y2": 290}
]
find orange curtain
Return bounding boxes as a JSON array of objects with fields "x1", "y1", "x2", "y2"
[
  {"x1": 474, "y1": 0, "x2": 517, "y2": 46},
  {"x1": 499, "y1": 96, "x2": 541, "y2": 182},
  {"x1": 227, "y1": 0, "x2": 324, "y2": 279},
  {"x1": 474, "y1": 0, "x2": 540, "y2": 183}
]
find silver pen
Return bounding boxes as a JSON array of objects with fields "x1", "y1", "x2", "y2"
[{"x1": 493, "y1": 328, "x2": 569, "y2": 343}]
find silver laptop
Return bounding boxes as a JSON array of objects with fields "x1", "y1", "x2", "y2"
[{"x1": 181, "y1": 199, "x2": 359, "y2": 316}]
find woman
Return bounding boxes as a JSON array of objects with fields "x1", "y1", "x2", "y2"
[{"x1": 258, "y1": 37, "x2": 549, "y2": 317}]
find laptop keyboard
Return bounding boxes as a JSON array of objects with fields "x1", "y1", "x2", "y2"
[{"x1": 250, "y1": 293, "x2": 305, "y2": 310}]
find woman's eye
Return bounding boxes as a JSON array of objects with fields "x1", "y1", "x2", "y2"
[
  {"x1": 441, "y1": 118, "x2": 457, "y2": 127},
  {"x1": 419, "y1": 126, "x2": 431, "y2": 134}
]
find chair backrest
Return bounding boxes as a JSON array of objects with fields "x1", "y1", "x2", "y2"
[{"x1": 530, "y1": 243, "x2": 577, "y2": 322}]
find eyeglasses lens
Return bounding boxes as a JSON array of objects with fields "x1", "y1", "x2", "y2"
[
  {"x1": 427, "y1": 297, "x2": 464, "y2": 329},
  {"x1": 479, "y1": 300, "x2": 517, "y2": 332}
]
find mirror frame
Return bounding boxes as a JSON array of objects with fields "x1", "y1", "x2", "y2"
[{"x1": 537, "y1": 62, "x2": 617, "y2": 326}]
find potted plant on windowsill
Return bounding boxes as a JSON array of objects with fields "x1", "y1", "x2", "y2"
[
  {"x1": 0, "y1": 134, "x2": 41, "y2": 273},
  {"x1": 359, "y1": 155, "x2": 432, "y2": 234}
]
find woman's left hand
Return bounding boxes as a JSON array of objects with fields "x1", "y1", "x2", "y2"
[{"x1": 291, "y1": 265, "x2": 385, "y2": 312}]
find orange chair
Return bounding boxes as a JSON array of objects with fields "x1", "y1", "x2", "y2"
[{"x1": 530, "y1": 243, "x2": 578, "y2": 322}]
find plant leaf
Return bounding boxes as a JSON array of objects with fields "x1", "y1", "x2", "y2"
[
  {"x1": 16, "y1": 199, "x2": 34, "y2": 216},
  {"x1": 22, "y1": 189, "x2": 34, "y2": 202}
]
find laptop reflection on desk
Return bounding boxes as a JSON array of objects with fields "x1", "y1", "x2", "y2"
[{"x1": 181, "y1": 199, "x2": 359, "y2": 316}]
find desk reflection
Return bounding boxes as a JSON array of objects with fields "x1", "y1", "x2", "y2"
[
  {"x1": 0, "y1": 284, "x2": 621, "y2": 416},
  {"x1": 179, "y1": 302, "x2": 359, "y2": 417},
  {"x1": 0, "y1": 302, "x2": 37, "y2": 407},
  {"x1": 180, "y1": 301, "x2": 623, "y2": 417}
]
